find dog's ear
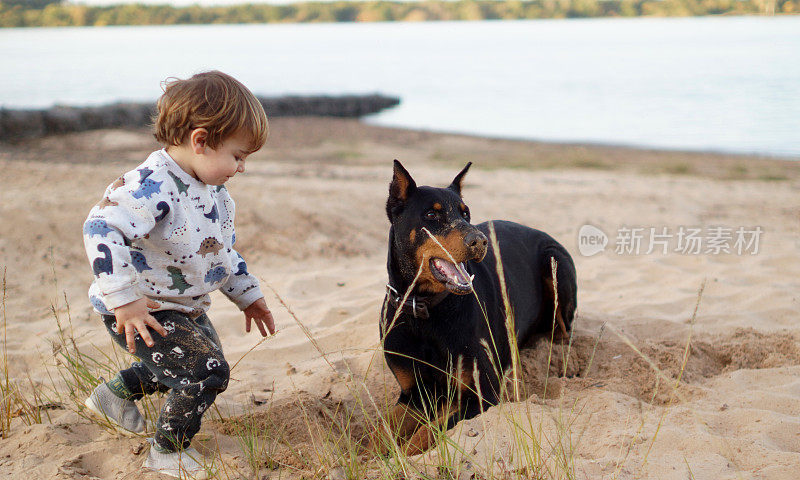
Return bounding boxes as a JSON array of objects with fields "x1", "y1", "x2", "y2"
[
  {"x1": 386, "y1": 159, "x2": 416, "y2": 219},
  {"x1": 448, "y1": 162, "x2": 472, "y2": 196}
]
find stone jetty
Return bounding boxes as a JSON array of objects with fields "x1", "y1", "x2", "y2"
[{"x1": 0, "y1": 94, "x2": 400, "y2": 141}]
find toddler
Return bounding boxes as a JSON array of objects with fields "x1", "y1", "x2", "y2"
[{"x1": 82, "y1": 70, "x2": 275, "y2": 479}]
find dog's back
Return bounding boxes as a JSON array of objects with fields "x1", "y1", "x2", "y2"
[{"x1": 470, "y1": 220, "x2": 577, "y2": 344}]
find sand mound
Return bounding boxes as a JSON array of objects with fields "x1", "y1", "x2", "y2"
[
  {"x1": 518, "y1": 327, "x2": 800, "y2": 405},
  {"x1": 1, "y1": 119, "x2": 798, "y2": 479}
]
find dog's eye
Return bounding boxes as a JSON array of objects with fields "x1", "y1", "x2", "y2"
[
  {"x1": 424, "y1": 210, "x2": 437, "y2": 220},
  {"x1": 461, "y1": 209, "x2": 470, "y2": 219}
]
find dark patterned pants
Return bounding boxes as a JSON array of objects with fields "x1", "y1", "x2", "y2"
[{"x1": 102, "y1": 310, "x2": 229, "y2": 452}]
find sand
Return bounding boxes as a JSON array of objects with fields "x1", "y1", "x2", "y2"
[{"x1": 0, "y1": 117, "x2": 798, "y2": 479}]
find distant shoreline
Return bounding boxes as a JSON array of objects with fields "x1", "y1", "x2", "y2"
[
  {"x1": 364, "y1": 118, "x2": 800, "y2": 163},
  {"x1": 0, "y1": 0, "x2": 794, "y2": 29},
  {"x1": 3, "y1": 117, "x2": 797, "y2": 183}
]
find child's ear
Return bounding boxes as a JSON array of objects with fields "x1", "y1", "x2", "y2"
[{"x1": 190, "y1": 128, "x2": 208, "y2": 153}]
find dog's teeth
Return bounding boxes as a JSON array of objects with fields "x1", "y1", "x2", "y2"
[{"x1": 469, "y1": 274, "x2": 475, "y2": 282}]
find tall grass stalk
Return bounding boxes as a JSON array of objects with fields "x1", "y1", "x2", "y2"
[
  {"x1": 487, "y1": 222, "x2": 521, "y2": 403},
  {"x1": 1, "y1": 267, "x2": 12, "y2": 437}
]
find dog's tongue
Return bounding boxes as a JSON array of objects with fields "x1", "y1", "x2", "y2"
[{"x1": 433, "y1": 259, "x2": 470, "y2": 284}]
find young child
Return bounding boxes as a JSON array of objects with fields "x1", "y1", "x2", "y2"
[{"x1": 82, "y1": 70, "x2": 275, "y2": 479}]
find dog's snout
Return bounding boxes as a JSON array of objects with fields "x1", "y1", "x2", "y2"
[
  {"x1": 465, "y1": 231, "x2": 488, "y2": 260},
  {"x1": 466, "y1": 231, "x2": 487, "y2": 249}
]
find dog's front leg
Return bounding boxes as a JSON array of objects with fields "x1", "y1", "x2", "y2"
[
  {"x1": 367, "y1": 402, "x2": 425, "y2": 455},
  {"x1": 402, "y1": 403, "x2": 449, "y2": 456}
]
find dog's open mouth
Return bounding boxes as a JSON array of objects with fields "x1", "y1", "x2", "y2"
[{"x1": 430, "y1": 258, "x2": 473, "y2": 294}]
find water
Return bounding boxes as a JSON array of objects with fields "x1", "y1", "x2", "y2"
[{"x1": 1, "y1": 17, "x2": 798, "y2": 156}]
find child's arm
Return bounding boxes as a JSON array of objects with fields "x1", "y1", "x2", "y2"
[
  {"x1": 221, "y1": 246, "x2": 275, "y2": 336},
  {"x1": 216, "y1": 189, "x2": 274, "y2": 335},
  {"x1": 83, "y1": 174, "x2": 160, "y2": 312}
]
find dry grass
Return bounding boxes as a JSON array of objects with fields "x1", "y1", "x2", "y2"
[
  {"x1": 0, "y1": 243, "x2": 710, "y2": 480},
  {"x1": 202, "y1": 224, "x2": 704, "y2": 480}
]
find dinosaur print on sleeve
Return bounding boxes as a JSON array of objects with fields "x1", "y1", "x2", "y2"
[
  {"x1": 97, "y1": 197, "x2": 118, "y2": 209},
  {"x1": 89, "y1": 295, "x2": 114, "y2": 315},
  {"x1": 138, "y1": 167, "x2": 154, "y2": 181},
  {"x1": 233, "y1": 254, "x2": 248, "y2": 276},
  {"x1": 155, "y1": 201, "x2": 171, "y2": 222},
  {"x1": 92, "y1": 244, "x2": 113, "y2": 276},
  {"x1": 132, "y1": 179, "x2": 163, "y2": 199},
  {"x1": 84, "y1": 219, "x2": 114, "y2": 238},
  {"x1": 110, "y1": 176, "x2": 125, "y2": 190},
  {"x1": 85, "y1": 157, "x2": 166, "y2": 313}
]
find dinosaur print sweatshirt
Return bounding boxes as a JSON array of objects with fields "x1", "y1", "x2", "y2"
[{"x1": 83, "y1": 149, "x2": 264, "y2": 318}]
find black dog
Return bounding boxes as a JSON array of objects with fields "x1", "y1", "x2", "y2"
[{"x1": 374, "y1": 160, "x2": 577, "y2": 455}]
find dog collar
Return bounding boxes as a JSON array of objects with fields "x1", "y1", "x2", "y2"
[{"x1": 385, "y1": 284, "x2": 450, "y2": 320}]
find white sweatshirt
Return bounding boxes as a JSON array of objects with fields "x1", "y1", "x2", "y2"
[{"x1": 83, "y1": 149, "x2": 264, "y2": 318}]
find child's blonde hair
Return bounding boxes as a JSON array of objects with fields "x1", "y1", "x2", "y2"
[{"x1": 154, "y1": 70, "x2": 268, "y2": 154}]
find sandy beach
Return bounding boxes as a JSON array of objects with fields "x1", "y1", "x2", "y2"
[{"x1": 0, "y1": 117, "x2": 798, "y2": 479}]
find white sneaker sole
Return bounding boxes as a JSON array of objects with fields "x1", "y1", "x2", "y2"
[
  {"x1": 83, "y1": 395, "x2": 144, "y2": 437},
  {"x1": 143, "y1": 466, "x2": 211, "y2": 480}
]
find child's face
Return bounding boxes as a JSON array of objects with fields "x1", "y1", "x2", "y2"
[{"x1": 192, "y1": 132, "x2": 251, "y2": 185}]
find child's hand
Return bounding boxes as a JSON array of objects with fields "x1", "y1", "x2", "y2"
[
  {"x1": 243, "y1": 297, "x2": 275, "y2": 337},
  {"x1": 113, "y1": 298, "x2": 168, "y2": 354}
]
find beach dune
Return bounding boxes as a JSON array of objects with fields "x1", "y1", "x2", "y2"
[{"x1": 0, "y1": 117, "x2": 798, "y2": 479}]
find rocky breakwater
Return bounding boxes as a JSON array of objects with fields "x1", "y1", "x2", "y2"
[{"x1": 0, "y1": 94, "x2": 400, "y2": 142}]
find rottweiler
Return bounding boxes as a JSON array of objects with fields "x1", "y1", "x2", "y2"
[{"x1": 373, "y1": 160, "x2": 577, "y2": 455}]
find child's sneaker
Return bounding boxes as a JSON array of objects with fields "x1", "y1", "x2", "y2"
[
  {"x1": 84, "y1": 378, "x2": 146, "y2": 435},
  {"x1": 144, "y1": 438, "x2": 211, "y2": 479}
]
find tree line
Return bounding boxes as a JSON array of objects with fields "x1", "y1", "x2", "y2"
[{"x1": 0, "y1": 0, "x2": 793, "y2": 28}]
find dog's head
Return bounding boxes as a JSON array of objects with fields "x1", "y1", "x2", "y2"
[{"x1": 386, "y1": 160, "x2": 488, "y2": 295}]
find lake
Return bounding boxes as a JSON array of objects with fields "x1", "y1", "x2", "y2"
[{"x1": 1, "y1": 16, "x2": 798, "y2": 156}]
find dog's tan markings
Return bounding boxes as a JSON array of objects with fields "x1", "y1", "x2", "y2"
[
  {"x1": 433, "y1": 203, "x2": 442, "y2": 210},
  {"x1": 402, "y1": 403, "x2": 449, "y2": 456},
  {"x1": 409, "y1": 229, "x2": 416, "y2": 243},
  {"x1": 389, "y1": 403, "x2": 424, "y2": 439},
  {"x1": 391, "y1": 366, "x2": 416, "y2": 393},
  {"x1": 457, "y1": 362, "x2": 474, "y2": 392},
  {"x1": 404, "y1": 424, "x2": 436, "y2": 456},
  {"x1": 367, "y1": 403, "x2": 424, "y2": 454},
  {"x1": 414, "y1": 230, "x2": 471, "y2": 293}
]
